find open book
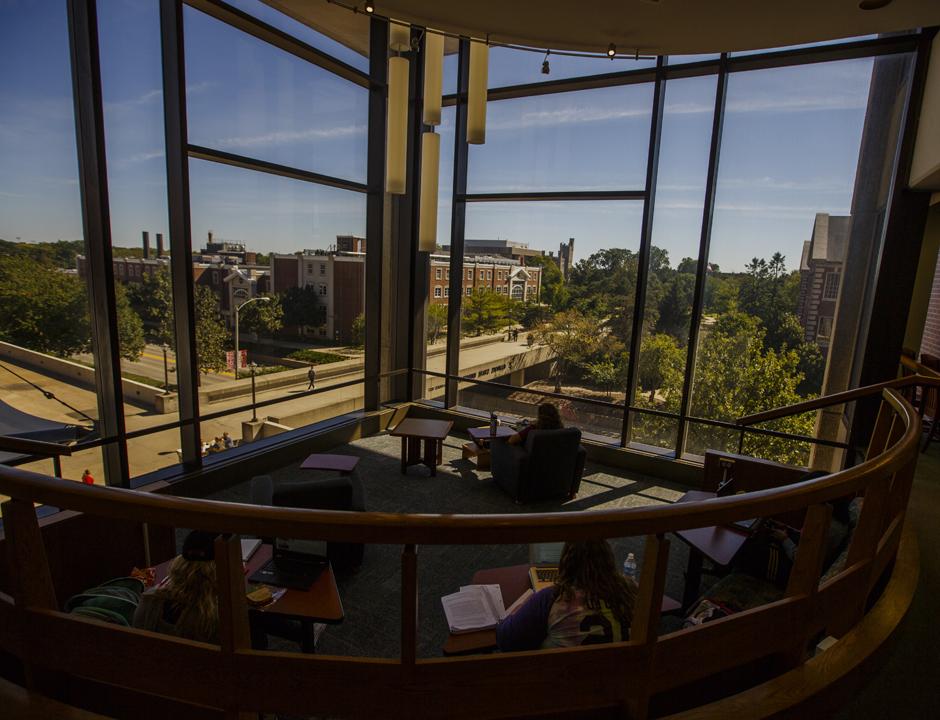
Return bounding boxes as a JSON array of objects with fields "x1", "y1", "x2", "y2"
[{"x1": 441, "y1": 584, "x2": 535, "y2": 634}]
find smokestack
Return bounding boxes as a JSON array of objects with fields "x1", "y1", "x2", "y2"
[
  {"x1": 156, "y1": 233, "x2": 165, "y2": 257},
  {"x1": 208, "y1": 230, "x2": 213, "y2": 245},
  {"x1": 142, "y1": 231, "x2": 150, "y2": 259}
]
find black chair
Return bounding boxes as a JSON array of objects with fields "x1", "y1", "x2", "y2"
[
  {"x1": 272, "y1": 476, "x2": 367, "y2": 571},
  {"x1": 491, "y1": 427, "x2": 586, "y2": 503}
]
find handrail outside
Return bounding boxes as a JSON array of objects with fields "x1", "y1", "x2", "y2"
[{"x1": 0, "y1": 389, "x2": 920, "y2": 545}]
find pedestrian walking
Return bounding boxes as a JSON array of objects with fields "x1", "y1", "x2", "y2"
[
  {"x1": 307, "y1": 363, "x2": 317, "y2": 390},
  {"x1": 81, "y1": 469, "x2": 94, "y2": 486}
]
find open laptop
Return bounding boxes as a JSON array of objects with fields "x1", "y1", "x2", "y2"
[
  {"x1": 528, "y1": 542, "x2": 564, "y2": 591},
  {"x1": 248, "y1": 538, "x2": 328, "y2": 591}
]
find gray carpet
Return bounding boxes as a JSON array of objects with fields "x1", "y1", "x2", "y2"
[{"x1": 202, "y1": 432, "x2": 693, "y2": 659}]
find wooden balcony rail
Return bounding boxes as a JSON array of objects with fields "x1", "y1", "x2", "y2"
[{"x1": 0, "y1": 386, "x2": 924, "y2": 720}]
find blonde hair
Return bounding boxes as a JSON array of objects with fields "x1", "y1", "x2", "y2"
[
  {"x1": 159, "y1": 555, "x2": 219, "y2": 642},
  {"x1": 555, "y1": 540, "x2": 636, "y2": 632}
]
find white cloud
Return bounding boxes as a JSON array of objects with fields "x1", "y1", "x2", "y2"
[
  {"x1": 214, "y1": 124, "x2": 367, "y2": 150},
  {"x1": 124, "y1": 150, "x2": 165, "y2": 164}
]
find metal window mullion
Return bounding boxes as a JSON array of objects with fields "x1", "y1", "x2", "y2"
[
  {"x1": 621, "y1": 57, "x2": 666, "y2": 447},
  {"x1": 66, "y1": 0, "x2": 130, "y2": 487},
  {"x1": 364, "y1": 17, "x2": 387, "y2": 410},
  {"x1": 675, "y1": 55, "x2": 729, "y2": 458},
  {"x1": 160, "y1": 0, "x2": 202, "y2": 467},
  {"x1": 444, "y1": 39, "x2": 470, "y2": 408}
]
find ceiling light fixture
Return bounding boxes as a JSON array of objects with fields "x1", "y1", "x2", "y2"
[
  {"x1": 364, "y1": 2, "x2": 375, "y2": 14},
  {"x1": 541, "y1": 50, "x2": 550, "y2": 75},
  {"x1": 607, "y1": 43, "x2": 616, "y2": 58}
]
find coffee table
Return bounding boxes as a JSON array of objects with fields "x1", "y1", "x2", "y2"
[
  {"x1": 389, "y1": 418, "x2": 454, "y2": 476},
  {"x1": 300, "y1": 453, "x2": 360, "y2": 476},
  {"x1": 463, "y1": 425, "x2": 515, "y2": 470}
]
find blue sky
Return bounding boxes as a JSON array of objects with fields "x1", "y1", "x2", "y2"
[{"x1": 0, "y1": 0, "x2": 881, "y2": 276}]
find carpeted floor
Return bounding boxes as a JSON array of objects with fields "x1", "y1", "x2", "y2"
[{"x1": 201, "y1": 431, "x2": 693, "y2": 659}]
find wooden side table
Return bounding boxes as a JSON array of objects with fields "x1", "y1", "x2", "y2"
[
  {"x1": 300, "y1": 453, "x2": 360, "y2": 476},
  {"x1": 464, "y1": 426, "x2": 515, "y2": 470},
  {"x1": 389, "y1": 418, "x2": 454, "y2": 476}
]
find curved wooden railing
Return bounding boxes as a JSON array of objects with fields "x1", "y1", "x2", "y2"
[{"x1": 0, "y1": 380, "x2": 930, "y2": 719}]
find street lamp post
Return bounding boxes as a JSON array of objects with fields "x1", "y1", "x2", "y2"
[
  {"x1": 162, "y1": 343, "x2": 170, "y2": 393},
  {"x1": 249, "y1": 362, "x2": 258, "y2": 422},
  {"x1": 234, "y1": 296, "x2": 271, "y2": 380}
]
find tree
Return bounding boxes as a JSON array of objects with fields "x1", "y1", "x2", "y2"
[
  {"x1": 280, "y1": 285, "x2": 325, "y2": 334},
  {"x1": 462, "y1": 288, "x2": 509, "y2": 336},
  {"x1": 193, "y1": 285, "x2": 228, "y2": 374},
  {"x1": 567, "y1": 248, "x2": 638, "y2": 343},
  {"x1": 584, "y1": 359, "x2": 620, "y2": 399},
  {"x1": 656, "y1": 272, "x2": 695, "y2": 339},
  {"x1": 533, "y1": 309, "x2": 607, "y2": 392},
  {"x1": 350, "y1": 313, "x2": 366, "y2": 347},
  {"x1": 637, "y1": 333, "x2": 684, "y2": 404},
  {"x1": 114, "y1": 283, "x2": 145, "y2": 360},
  {"x1": 238, "y1": 296, "x2": 284, "y2": 337},
  {"x1": 126, "y1": 268, "x2": 174, "y2": 345},
  {"x1": 427, "y1": 303, "x2": 448, "y2": 344},
  {"x1": 524, "y1": 255, "x2": 567, "y2": 310}
]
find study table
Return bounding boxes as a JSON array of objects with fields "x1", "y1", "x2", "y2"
[
  {"x1": 389, "y1": 418, "x2": 454, "y2": 476},
  {"x1": 442, "y1": 564, "x2": 681, "y2": 656},
  {"x1": 673, "y1": 490, "x2": 751, "y2": 610},
  {"x1": 154, "y1": 543, "x2": 343, "y2": 652},
  {"x1": 462, "y1": 425, "x2": 515, "y2": 470}
]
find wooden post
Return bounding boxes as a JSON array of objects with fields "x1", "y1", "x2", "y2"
[
  {"x1": 781, "y1": 503, "x2": 832, "y2": 668},
  {"x1": 864, "y1": 399, "x2": 893, "y2": 461},
  {"x1": 1, "y1": 498, "x2": 58, "y2": 691},
  {"x1": 401, "y1": 544, "x2": 418, "y2": 680},
  {"x1": 214, "y1": 534, "x2": 252, "y2": 720},
  {"x1": 626, "y1": 534, "x2": 670, "y2": 720}
]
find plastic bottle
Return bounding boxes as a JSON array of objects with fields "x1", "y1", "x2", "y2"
[
  {"x1": 489, "y1": 411, "x2": 497, "y2": 435},
  {"x1": 622, "y1": 552, "x2": 638, "y2": 581}
]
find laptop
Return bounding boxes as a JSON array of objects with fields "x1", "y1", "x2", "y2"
[
  {"x1": 248, "y1": 538, "x2": 328, "y2": 591},
  {"x1": 528, "y1": 542, "x2": 564, "y2": 591}
]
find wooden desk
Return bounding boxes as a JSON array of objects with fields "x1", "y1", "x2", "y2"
[
  {"x1": 300, "y1": 453, "x2": 360, "y2": 475},
  {"x1": 154, "y1": 544, "x2": 343, "y2": 652},
  {"x1": 673, "y1": 490, "x2": 750, "y2": 610},
  {"x1": 442, "y1": 564, "x2": 681, "y2": 656},
  {"x1": 389, "y1": 418, "x2": 454, "y2": 476}
]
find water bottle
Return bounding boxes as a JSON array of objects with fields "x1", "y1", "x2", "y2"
[
  {"x1": 489, "y1": 411, "x2": 497, "y2": 435},
  {"x1": 623, "y1": 552, "x2": 638, "y2": 581}
]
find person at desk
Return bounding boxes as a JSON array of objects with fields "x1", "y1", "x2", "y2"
[
  {"x1": 495, "y1": 540, "x2": 636, "y2": 651},
  {"x1": 133, "y1": 530, "x2": 219, "y2": 643},
  {"x1": 507, "y1": 402, "x2": 563, "y2": 446}
]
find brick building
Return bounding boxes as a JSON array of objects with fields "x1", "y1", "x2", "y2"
[
  {"x1": 427, "y1": 254, "x2": 542, "y2": 304},
  {"x1": 797, "y1": 213, "x2": 850, "y2": 351}
]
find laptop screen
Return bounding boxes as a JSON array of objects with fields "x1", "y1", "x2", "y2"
[{"x1": 275, "y1": 537, "x2": 327, "y2": 559}]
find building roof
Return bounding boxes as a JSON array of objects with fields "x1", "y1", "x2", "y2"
[{"x1": 806, "y1": 213, "x2": 851, "y2": 266}]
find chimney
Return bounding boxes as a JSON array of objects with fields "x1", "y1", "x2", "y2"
[
  {"x1": 142, "y1": 231, "x2": 150, "y2": 259},
  {"x1": 208, "y1": 230, "x2": 213, "y2": 245},
  {"x1": 156, "y1": 233, "x2": 165, "y2": 257}
]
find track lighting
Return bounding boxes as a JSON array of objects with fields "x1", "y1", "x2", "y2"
[
  {"x1": 364, "y1": 2, "x2": 374, "y2": 13},
  {"x1": 541, "y1": 50, "x2": 550, "y2": 75},
  {"x1": 607, "y1": 43, "x2": 616, "y2": 58}
]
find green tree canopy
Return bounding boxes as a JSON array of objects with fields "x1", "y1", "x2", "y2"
[
  {"x1": 126, "y1": 267, "x2": 174, "y2": 345},
  {"x1": 238, "y1": 296, "x2": 284, "y2": 337},
  {"x1": 533, "y1": 309, "x2": 614, "y2": 392},
  {"x1": 194, "y1": 285, "x2": 228, "y2": 374},
  {"x1": 524, "y1": 255, "x2": 568, "y2": 310},
  {"x1": 637, "y1": 333, "x2": 685, "y2": 404},
  {"x1": 427, "y1": 303, "x2": 448, "y2": 344},
  {"x1": 462, "y1": 288, "x2": 509, "y2": 336},
  {"x1": 280, "y1": 285, "x2": 326, "y2": 332}
]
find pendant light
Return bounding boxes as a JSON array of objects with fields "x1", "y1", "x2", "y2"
[
  {"x1": 385, "y1": 53, "x2": 408, "y2": 194},
  {"x1": 389, "y1": 21, "x2": 411, "y2": 52},
  {"x1": 467, "y1": 39, "x2": 489, "y2": 144},
  {"x1": 423, "y1": 31, "x2": 444, "y2": 126},
  {"x1": 418, "y1": 131, "x2": 440, "y2": 252}
]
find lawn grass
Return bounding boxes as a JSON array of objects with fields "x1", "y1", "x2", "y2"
[{"x1": 286, "y1": 349, "x2": 348, "y2": 365}]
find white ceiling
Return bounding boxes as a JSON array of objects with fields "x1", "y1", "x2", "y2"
[{"x1": 268, "y1": 0, "x2": 939, "y2": 57}]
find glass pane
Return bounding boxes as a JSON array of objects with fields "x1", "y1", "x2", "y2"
[
  {"x1": 224, "y1": 0, "x2": 370, "y2": 72},
  {"x1": 98, "y1": 0, "x2": 183, "y2": 479},
  {"x1": 0, "y1": 1, "x2": 105, "y2": 491},
  {"x1": 185, "y1": 5, "x2": 368, "y2": 182},
  {"x1": 685, "y1": 57, "x2": 910, "y2": 466},
  {"x1": 630, "y1": 75, "x2": 716, "y2": 450},
  {"x1": 666, "y1": 54, "x2": 721, "y2": 64},
  {"x1": 467, "y1": 84, "x2": 654, "y2": 193},
  {"x1": 488, "y1": 46, "x2": 656, "y2": 88},
  {"x1": 731, "y1": 36, "x2": 879, "y2": 57},
  {"x1": 188, "y1": 158, "x2": 366, "y2": 448}
]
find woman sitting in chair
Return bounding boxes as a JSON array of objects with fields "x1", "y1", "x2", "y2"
[
  {"x1": 508, "y1": 402, "x2": 564, "y2": 446},
  {"x1": 496, "y1": 540, "x2": 637, "y2": 651},
  {"x1": 133, "y1": 530, "x2": 219, "y2": 643}
]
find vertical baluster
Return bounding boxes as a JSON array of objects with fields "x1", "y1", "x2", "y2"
[
  {"x1": 214, "y1": 534, "x2": 252, "y2": 720},
  {"x1": 401, "y1": 544, "x2": 418, "y2": 679}
]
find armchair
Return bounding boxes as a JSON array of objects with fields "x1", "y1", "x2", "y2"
[{"x1": 491, "y1": 427, "x2": 586, "y2": 503}]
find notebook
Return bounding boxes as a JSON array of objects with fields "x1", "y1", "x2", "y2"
[
  {"x1": 240, "y1": 538, "x2": 262, "y2": 562},
  {"x1": 247, "y1": 538, "x2": 328, "y2": 591}
]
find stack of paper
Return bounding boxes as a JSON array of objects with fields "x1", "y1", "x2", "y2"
[{"x1": 441, "y1": 584, "x2": 506, "y2": 634}]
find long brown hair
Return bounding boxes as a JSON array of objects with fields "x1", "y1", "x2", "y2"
[
  {"x1": 159, "y1": 555, "x2": 219, "y2": 642},
  {"x1": 535, "y1": 402, "x2": 563, "y2": 430},
  {"x1": 555, "y1": 540, "x2": 636, "y2": 632}
]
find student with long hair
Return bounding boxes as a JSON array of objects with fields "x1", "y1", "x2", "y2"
[
  {"x1": 496, "y1": 540, "x2": 637, "y2": 651},
  {"x1": 507, "y1": 402, "x2": 564, "y2": 446},
  {"x1": 133, "y1": 530, "x2": 219, "y2": 643}
]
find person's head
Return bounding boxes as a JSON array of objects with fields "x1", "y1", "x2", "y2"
[
  {"x1": 535, "y1": 402, "x2": 563, "y2": 430},
  {"x1": 222, "y1": 432, "x2": 230, "y2": 439},
  {"x1": 82, "y1": 469, "x2": 90, "y2": 476},
  {"x1": 162, "y1": 530, "x2": 219, "y2": 642},
  {"x1": 556, "y1": 540, "x2": 636, "y2": 628}
]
